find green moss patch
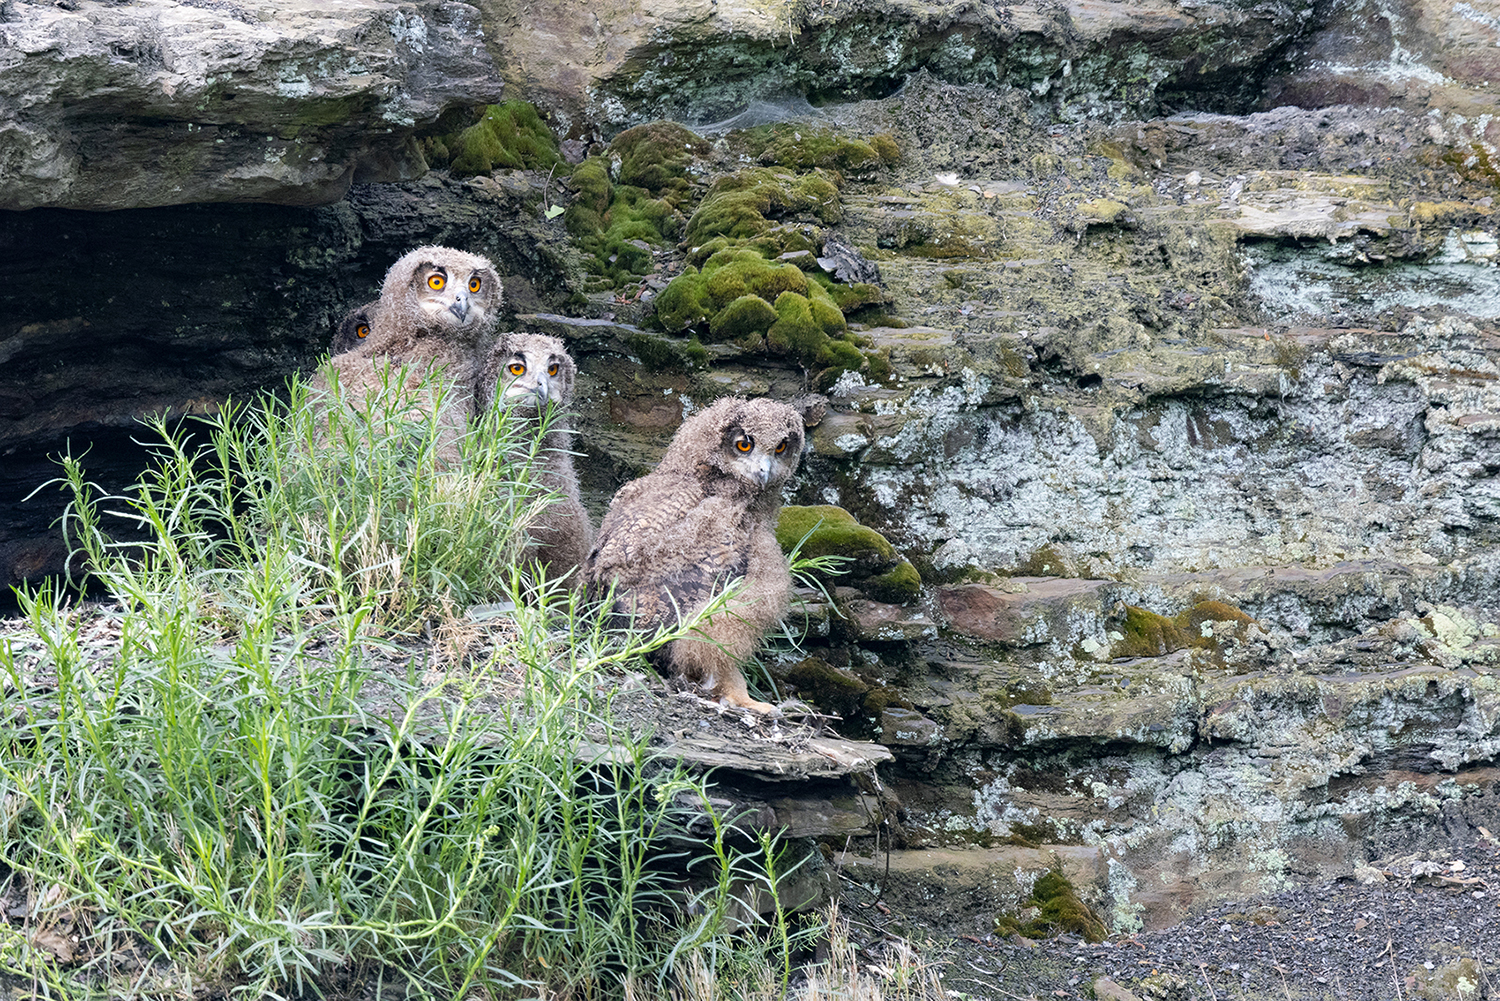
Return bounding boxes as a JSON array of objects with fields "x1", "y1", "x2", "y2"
[
  {"x1": 566, "y1": 122, "x2": 710, "y2": 286},
  {"x1": 1443, "y1": 142, "x2": 1500, "y2": 191},
  {"x1": 651, "y1": 166, "x2": 883, "y2": 381},
  {"x1": 1113, "y1": 601, "x2": 1256, "y2": 659},
  {"x1": 785, "y1": 657, "x2": 870, "y2": 720},
  {"x1": 734, "y1": 125, "x2": 902, "y2": 176},
  {"x1": 658, "y1": 251, "x2": 865, "y2": 375},
  {"x1": 776, "y1": 505, "x2": 895, "y2": 563},
  {"x1": 423, "y1": 100, "x2": 561, "y2": 177},
  {"x1": 777, "y1": 505, "x2": 922, "y2": 604},
  {"x1": 625, "y1": 332, "x2": 700, "y2": 373},
  {"x1": 994, "y1": 867, "x2": 1106, "y2": 943},
  {"x1": 683, "y1": 167, "x2": 842, "y2": 247},
  {"x1": 862, "y1": 560, "x2": 922, "y2": 604}
]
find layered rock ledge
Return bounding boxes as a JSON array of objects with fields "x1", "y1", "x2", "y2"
[{"x1": 0, "y1": 0, "x2": 501, "y2": 210}]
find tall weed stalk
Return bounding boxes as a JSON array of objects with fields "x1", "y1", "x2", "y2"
[{"x1": 0, "y1": 369, "x2": 791, "y2": 999}]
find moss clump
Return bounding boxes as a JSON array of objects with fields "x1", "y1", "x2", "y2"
[
  {"x1": 654, "y1": 265, "x2": 713, "y2": 330},
  {"x1": 425, "y1": 101, "x2": 561, "y2": 177},
  {"x1": 566, "y1": 123, "x2": 709, "y2": 286},
  {"x1": 1442, "y1": 142, "x2": 1500, "y2": 190},
  {"x1": 862, "y1": 560, "x2": 922, "y2": 604},
  {"x1": 1113, "y1": 601, "x2": 1256, "y2": 659},
  {"x1": 777, "y1": 505, "x2": 922, "y2": 603},
  {"x1": 994, "y1": 868, "x2": 1106, "y2": 943},
  {"x1": 683, "y1": 167, "x2": 842, "y2": 247},
  {"x1": 735, "y1": 125, "x2": 901, "y2": 175},
  {"x1": 817, "y1": 274, "x2": 886, "y2": 313},
  {"x1": 776, "y1": 505, "x2": 895, "y2": 564},
  {"x1": 785, "y1": 657, "x2": 870, "y2": 719},
  {"x1": 1179, "y1": 600, "x2": 1254, "y2": 634},
  {"x1": 705, "y1": 252, "x2": 810, "y2": 304},
  {"x1": 614, "y1": 122, "x2": 710, "y2": 193},
  {"x1": 708, "y1": 294, "x2": 780, "y2": 342},
  {"x1": 653, "y1": 165, "x2": 883, "y2": 380},
  {"x1": 659, "y1": 250, "x2": 865, "y2": 377},
  {"x1": 766, "y1": 290, "x2": 848, "y2": 364},
  {"x1": 868, "y1": 133, "x2": 901, "y2": 165},
  {"x1": 1114, "y1": 605, "x2": 1192, "y2": 658},
  {"x1": 625, "y1": 333, "x2": 699, "y2": 373}
]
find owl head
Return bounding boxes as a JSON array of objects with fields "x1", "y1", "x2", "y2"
[
  {"x1": 482, "y1": 333, "x2": 576, "y2": 416},
  {"x1": 330, "y1": 299, "x2": 379, "y2": 355},
  {"x1": 381, "y1": 245, "x2": 502, "y2": 343},
  {"x1": 669, "y1": 396, "x2": 805, "y2": 491}
]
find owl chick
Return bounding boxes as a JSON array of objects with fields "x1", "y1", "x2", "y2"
[
  {"x1": 478, "y1": 332, "x2": 592, "y2": 582},
  {"x1": 585, "y1": 396, "x2": 805, "y2": 714},
  {"x1": 320, "y1": 246, "x2": 502, "y2": 459},
  {"x1": 329, "y1": 299, "x2": 379, "y2": 355}
]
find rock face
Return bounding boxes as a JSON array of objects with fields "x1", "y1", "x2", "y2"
[{"x1": 0, "y1": 0, "x2": 502, "y2": 210}]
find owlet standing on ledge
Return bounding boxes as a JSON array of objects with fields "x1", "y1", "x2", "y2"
[
  {"x1": 320, "y1": 246, "x2": 502, "y2": 459},
  {"x1": 584, "y1": 396, "x2": 805, "y2": 714}
]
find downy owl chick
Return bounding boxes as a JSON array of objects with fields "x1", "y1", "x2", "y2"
[
  {"x1": 584, "y1": 396, "x2": 805, "y2": 714},
  {"x1": 479, "y1": 332, "x2": 592, "y2": 582},
  {"x1": 320, "y1": 246, "x2": 502, "y2": 460}
]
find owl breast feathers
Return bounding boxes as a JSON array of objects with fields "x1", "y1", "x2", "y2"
[{"x1": 584, "y1": 396, "x2": 805, "y2": 714}]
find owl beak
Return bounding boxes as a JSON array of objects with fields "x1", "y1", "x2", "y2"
[
  {"x1": 755, "y1": 455, "x2": 774, "y2": 485},
  {"x1": 534, "y1": 373, "x2": 552, "y2": 405},
  {"x1": 448, "y1": 292, "x2": 470, "y2": 322}
]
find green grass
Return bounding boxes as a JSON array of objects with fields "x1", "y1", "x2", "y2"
[{"x1": 0, "y1": 367, "x2": 820, "y2": 999}]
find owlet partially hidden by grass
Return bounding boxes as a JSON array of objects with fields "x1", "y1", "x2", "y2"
[{"x1": 318, "y1": 245, "x2": 502, "y2": 462}]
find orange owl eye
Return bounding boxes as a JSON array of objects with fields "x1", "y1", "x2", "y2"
[
  {"x1": 735, "y1": 436, "x2": 753, "y2": 453},
  {"x1": 547, "y1": 362, "x2": 560, "y2": 376},
  {"x1": 509, "y1": 362, "x2": 526, "y2": 377},
  {"x1": 356, "y1": 324, "x2": 370, "y2": 339},
  {"x1": 427, "y1": 273, "x2": 446, "y2": 291},
  {"x1": 775, "y1": 439, "x2": 788, "y2": 454},
  {"x1": 468, "y1": 276, "x2": 481, "y2": 293}
]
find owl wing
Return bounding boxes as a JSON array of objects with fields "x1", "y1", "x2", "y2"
[{"x1": 589, "y1": 472, "x2": 750, "y2": 629}]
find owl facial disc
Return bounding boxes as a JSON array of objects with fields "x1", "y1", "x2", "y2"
[
  {"x1": 489, "y1": 336, "x2": 573, "y2": 415},
  {"x1": 413, "y1": 262, "x2": 493, "y2": 332}
]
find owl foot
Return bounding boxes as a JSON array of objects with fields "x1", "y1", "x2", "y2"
[{"x1": 723, "y1": 695, "x2": 782, "y2": 717}]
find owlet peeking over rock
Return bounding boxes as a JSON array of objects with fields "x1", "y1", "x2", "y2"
[
  {"x1": 584, "y1": 396, "x2": 805, "y2": 714},
  {"x1": 329, "y1": 299, "x2": 379, "y2": 356},
  {"x1": 479, "y1": 332, "x2": 592, "y2": 582}
]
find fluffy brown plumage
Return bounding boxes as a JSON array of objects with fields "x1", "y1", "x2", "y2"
[
  {"x1": 584, "y1": 396, "x2": 805, "y2": 713},
  {"x1": 329, "y1": 299, "x2": 379, "y2": 355},
  {"x1": 478, "y1": 332, "x2": 592, "y2": 582},
  {"x1": 318, "y1": 246, "x2": 502, "y2": 459}
]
